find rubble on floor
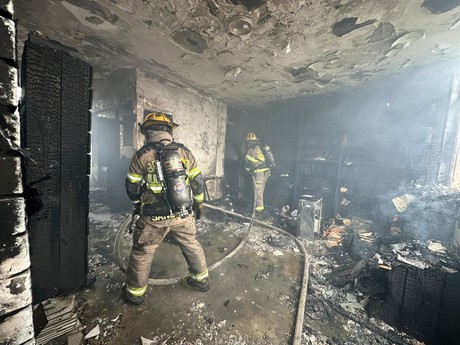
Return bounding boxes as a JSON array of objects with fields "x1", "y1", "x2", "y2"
[
  {"x1": 46, "y1": 196, "x2": 457, "y2": 344},
  {"x1": 34, "y1": 295, "x2": 83, "y2": 345}
]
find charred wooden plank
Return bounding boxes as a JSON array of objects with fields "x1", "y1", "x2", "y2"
[
  {"x1": 59, "y1": 53, "x2": 91, "y2": 292},
  {"x1": 22, "y1": 34, "x2": 92, "y2": 302},
  {"x1": 22, "y1": 37, "x2": 62, "y2": 303}
]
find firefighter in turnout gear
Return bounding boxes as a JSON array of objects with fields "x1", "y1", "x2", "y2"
[
  {"x1": 244, "y1": 132, "x2": 275, "y2": 215},
  {"x1": 122, "y1": 111, "x2": 209, "y2": 305}
]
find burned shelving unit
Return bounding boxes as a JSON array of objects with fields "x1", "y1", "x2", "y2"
[
  {"x1": 295, "y1": 120, "x2": 393, "y2": 220},
  {"x1": 295, "y1": 125, "x2": 341, "y2": 219}
]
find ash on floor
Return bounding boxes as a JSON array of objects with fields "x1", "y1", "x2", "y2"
[{"x1": 43, "y1": 202, "x2": 421, "y2": 345}]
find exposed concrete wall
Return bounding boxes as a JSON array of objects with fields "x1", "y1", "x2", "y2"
[
  {"x1": 0, "y1": 0, "x2": 35, "y2": 343},
  {"x1": 135, "y1": 70, "x2": 227, "y2": 199}
]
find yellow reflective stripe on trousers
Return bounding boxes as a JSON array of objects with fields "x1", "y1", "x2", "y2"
[
  {"x1": 126, "y1": 285, "x2": 147, "y2": 297},
  {"x1": 256, "y1": 205, "x2": 264, "y2": 211},
  {"x1": 190, "y1": 269, "x2": 209, "y2": 282},
  {"x1": 254, "y1": 168, "x2": 269, "y2": 173},
  {"x1": 127, "y1": 172, "x2": 143, "y2": 183}
]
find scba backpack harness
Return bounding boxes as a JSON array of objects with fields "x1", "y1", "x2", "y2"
[{"x1": 137, "y1": 141, "x2": 193, "y2": 218}]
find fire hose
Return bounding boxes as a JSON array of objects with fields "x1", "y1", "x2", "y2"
[{"x1": 113, "y1": 177, "x2": 309, "y2": 345}]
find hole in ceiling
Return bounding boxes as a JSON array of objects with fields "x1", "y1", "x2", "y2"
[
  {"x1": 422, "y1": 0, "x2": 460, "y2": 13},
  {"x1": 332, "y1": 17, "x2": 377, "y2": 37},
  {"x1": 228, "y1": 0, "x2": 265, "y2": 11},
  {"x1": 172, "y1": 30, "x2": 208, "y2": 54}
]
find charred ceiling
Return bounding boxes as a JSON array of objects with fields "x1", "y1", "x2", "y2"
[{"x1": 14, "y1": 0, "x2": 460, "y2": 105}]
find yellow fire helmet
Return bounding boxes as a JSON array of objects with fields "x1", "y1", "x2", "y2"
[
  {"x1": 246, "y1": 132, "x2": 257, "y2": 141},
  {"x1": 142, "y1": 112, "x2": 179, "y2": 132}
]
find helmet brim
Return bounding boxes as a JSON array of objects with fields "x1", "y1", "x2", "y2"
[{"x1": 142, "y1": 119, "x2": 179, "y2": 129}]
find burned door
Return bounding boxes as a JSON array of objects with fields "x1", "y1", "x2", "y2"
[{"x1": 21, "y1": 34, "x2": 92, "y2": 303}]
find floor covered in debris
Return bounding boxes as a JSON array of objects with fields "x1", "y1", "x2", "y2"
[{"x1": 38, "y1": 189, "x2": 460, "y2": 345}]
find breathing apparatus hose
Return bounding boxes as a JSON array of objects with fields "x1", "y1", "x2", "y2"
[{"x1": 113, "y1": 174, "x2": 309, "y2": 345}]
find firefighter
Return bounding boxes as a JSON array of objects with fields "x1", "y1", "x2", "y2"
[
  {"x1": 244, "y1": 132, "x2": 275, "y2": 215},
  {"x1": 121, "y1": 111, "x2": 209, "y2": 305}
]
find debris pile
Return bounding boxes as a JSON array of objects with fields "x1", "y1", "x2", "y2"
[
  {"x1": 310, "y1": 185, "x2": 460, "y2": 344},
  {"x1": 41, "y1": 190, "x2": 460, "y2": 344}
]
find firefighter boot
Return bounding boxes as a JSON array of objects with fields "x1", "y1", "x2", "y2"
[
  {"x1": 181, "y1": 276, "x2": 209, "y2": 292},
  {"x1": 121, "y1": 285, "x2": 145, "y2": 306}
]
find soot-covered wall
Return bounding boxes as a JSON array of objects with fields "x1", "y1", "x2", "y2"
[
  {"x1": 0, "y1": 1, "x2": 34, "y2": 343},
  {"x1": 136, "y1": 70, "x2": 227, "y2": 200}
]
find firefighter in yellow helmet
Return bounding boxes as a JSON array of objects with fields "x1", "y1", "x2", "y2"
[
  {"x1": 244, "y1": 132, "x2": 276, "y2": 215},
  {"x1": 121, "y1": 111, "x2": 209, "y2": 305}
]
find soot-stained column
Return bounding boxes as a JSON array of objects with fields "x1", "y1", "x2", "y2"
[
  {"x1": 21, "y1": 33, "x2": 92, "y2": 303},
  {"x1": 0, "y1": 0, "x2": 35, "y2": 343}
]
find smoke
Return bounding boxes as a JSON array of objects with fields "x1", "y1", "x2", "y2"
[{"x1": 225, "y1": 143, "x2": 239, "y2": 161}]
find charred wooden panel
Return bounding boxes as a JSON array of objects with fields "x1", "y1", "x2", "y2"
[
  {"x1": 400, "y1": 268, "x2": 445, "y2": 343},
  {"x1": 59, "y1": 53, "x2": 91, "y2": 292},
  {"x1": 22, "y1": 34, "x2": 91, "y2": 302},
  {"x1": 385, "y1": 265, "x2": 460, "y2": 344},
  {"x1": 436, "y1": 272, "x2": 460, "y2": 344},
  {"x1": 23, "y1": 36, "x2": 63, "y2": 303}
]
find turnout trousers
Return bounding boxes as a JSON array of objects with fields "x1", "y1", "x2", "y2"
[
  {"x1": 254, "y1": 170, "x2": 270, "y2": 212},
  {"x1": 126, "y1": 215, "x2": 208, "y2": 289}
]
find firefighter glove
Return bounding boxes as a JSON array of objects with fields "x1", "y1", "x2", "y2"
[{"x1": 132, "y1": 201, "x2": 141, "y2": 215}]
